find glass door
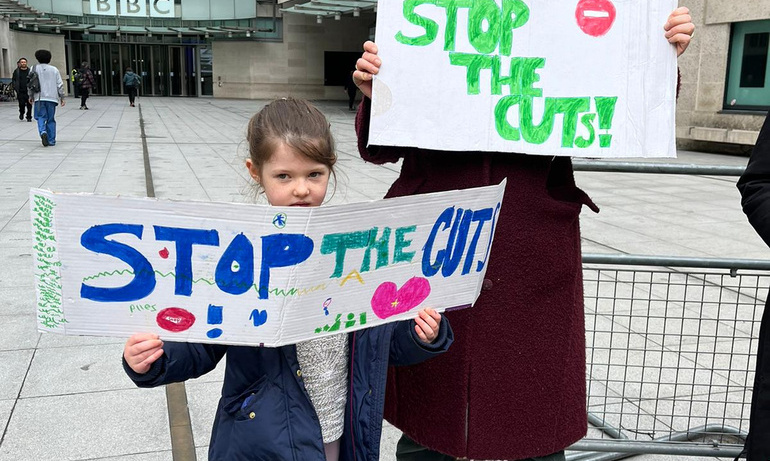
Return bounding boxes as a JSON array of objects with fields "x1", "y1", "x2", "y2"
[
  {"x1": 109, "y1": 44, "x2": 122, "y2": 95},
  {"x1": 199, "y1": 45, "x2": 213, "y2": 96},
  {"x1": 169, "y1": 46, "x2": 183, "y2": 96},
  {"x1": 137, "y1": 45, "x2": 151, "y2": 96},
  {"x1": 152, "y1": 45, "x2": 169, "y2": 96},
  {"x1": 185, "y1": 46, "x2": 197, "y2": 97},
  {"x1": 88, "y1": 43, "x2": 104, "y2": 95}
]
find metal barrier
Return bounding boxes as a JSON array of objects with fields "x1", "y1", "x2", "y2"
[
  {"x1": 566, "y1": 254, "x2": 769, "y2": 460},
  {"x1": 563, "y1": 160, "x2": 761, "y2": 459}
]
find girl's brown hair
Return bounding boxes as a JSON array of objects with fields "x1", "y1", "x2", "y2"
[{"x1": 247, "y1": 98, "x2": 336, "y2": 179}]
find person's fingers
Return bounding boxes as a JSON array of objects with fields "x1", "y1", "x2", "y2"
[
  {"x1": 419, "y1": 309, "x2": 439, "y2": 332},
  {"x1": 124, "y1": 337, "x2": 163, "y2": 364},
  {"x1": 415, "y1": 315, "x2": 436, "y2": 342},
  {"x1": 363, "y1": 40, "x2": 378, "y2": 55},
  {"x1": 669, "y1": 33, "x2": 693, "y2": 46},
  {"x1": 356, "y1": 54, "x2": 380, "y2": 74},
  {"x1": 425, "y1": 307, "x2": 442, "y2": 323},
  {"x1": 664, "y1": 8, "x2": 691, "y2": 31},
  {"x1": 126, "y1": 333, "x2": 160, "y2": 347},
  {"x1": 130, "y1": 347, "x2": 164, "y2": 374},
  {"x1": 665, "y1": 22, "x2": 695, "y2": 39},
  {"x1": 129, "y1": 345, "x2": 162, "y2": 365},
  {"x1": 415, "y1": 323, "x2": 429, "y2": 343}
]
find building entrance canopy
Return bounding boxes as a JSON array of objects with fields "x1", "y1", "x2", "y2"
[{"x1": 281, "y1": 0, "x2": 376, "y2": 20}]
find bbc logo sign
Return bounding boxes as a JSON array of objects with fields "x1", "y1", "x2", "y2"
[{"x1": 90, "y1": 0, "x2": 176, "y2": 18}]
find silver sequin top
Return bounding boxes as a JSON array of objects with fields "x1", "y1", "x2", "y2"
[{"x1": 296, "y1": 333, "x2": 349, "y2": 443}]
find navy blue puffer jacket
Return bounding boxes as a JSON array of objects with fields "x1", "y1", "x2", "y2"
[{"x1": 124, "y1": 318, "x2": 453, "y2": 461}]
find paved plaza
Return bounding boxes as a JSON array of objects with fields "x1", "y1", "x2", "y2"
[{"x1": 0, "y1": 95, "x2": 764, "y2": 460}]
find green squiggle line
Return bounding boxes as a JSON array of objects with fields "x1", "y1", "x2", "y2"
[
  {"x1": 82, "y1": 270, "x2": 327, "y2": 298},
  {"x1": 82, "y1": 269, "x2": 134, "y2": 282}
]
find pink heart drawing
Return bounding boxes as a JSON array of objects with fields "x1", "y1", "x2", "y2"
[{"x1": 371, "y1": 277, "x2": 431, "y2": 320}]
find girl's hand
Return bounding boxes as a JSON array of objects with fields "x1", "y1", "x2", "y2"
[
  {"x1": 353, "y1": 41, "x2": 380, "y2": 99},
  {"x1": 124, "y1": 333, "x2": 164, "y2": 374},
  {"x1": 414, "y1": 308, "x2": 442, "y2": 344},
  {"x1": 664, "y1": 7, "x2": 695, "y2": 57}
]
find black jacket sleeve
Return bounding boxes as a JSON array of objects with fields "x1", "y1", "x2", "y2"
[
  {"x1": 123, "y1": 341, "x2": 228, "y2": 388},
  {"x1": 737, "y1": 114, "x2": 770, "y2": 247},
  {"x1": 388, "y1": 314, "x2": 454, "y2": 366}
]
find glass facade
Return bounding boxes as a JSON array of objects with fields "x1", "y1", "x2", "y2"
[
  {"x1": 13, "y1": 0, "x2": 283, "y2": 98},
  {"x1": 725, "y1": 20, "x2": 770, "y2": 110}
]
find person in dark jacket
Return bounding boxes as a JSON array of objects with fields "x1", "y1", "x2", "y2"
[
  {"x1": 78, "y1": 61, "x2": 96, "y2": 110},
  {"x1": 344, "y1": 70, "x2": 358, "y2": 111},
  {"x1": 351, "y1": 7, "x2": 695, "y2": 461},
  {"x1": 736, "y1": 113, "x2": 770, "y2": 461},
  {"x1": 123, "y1": 98, "x2": 454, "y2": 461},
  {"x1": 11, "y1": 57, "x2": 32, "y2": 122},
  {"x1": 122, "y1": 67, "x2": 140, "y2": 107}
]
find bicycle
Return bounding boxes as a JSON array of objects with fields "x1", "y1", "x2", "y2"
[{"x1": 0, "y1": 82, "x2": 16, "y2": 102}]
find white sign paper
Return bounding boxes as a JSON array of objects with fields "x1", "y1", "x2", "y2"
[
  {"x1": 369, "y1": 0, "x2": 678, "y2": 158},
  {"x1": 30, "y1": 183, "x2": 505, "y2": 347}
]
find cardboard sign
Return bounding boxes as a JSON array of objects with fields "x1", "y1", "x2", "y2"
[
  {"x1": 30, "y1": 183, "x2": 505, "y2": 347},
  {"x1": 369, "y1": 0, "x2": 678, "y2": 158}
]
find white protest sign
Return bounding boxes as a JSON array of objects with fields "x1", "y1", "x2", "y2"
[
  {"x1": 369, "y1": 0, "x2": 678, "y2": 158},
  {"x1": 30, "y1": 183, "x2": 505, "y2": 347}
]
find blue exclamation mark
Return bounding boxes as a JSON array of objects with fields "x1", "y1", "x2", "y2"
[{"x1": 207, "y1": 304, "x2": 223, "y2": 339}]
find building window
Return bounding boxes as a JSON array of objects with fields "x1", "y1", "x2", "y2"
[{"x1": 725, "y1": 20, "x2": 770, "y2": 110}]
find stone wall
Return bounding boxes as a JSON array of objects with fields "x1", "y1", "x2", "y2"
[
  {"x1": 212, "y1": 13, "x2": 372, "y2": 100},
  {"x1": 677, "y1": 0, "x2": 769, "y2": 149},
  {"x1": 9, "y1": 30, "x2": 67, "y2": 92}
]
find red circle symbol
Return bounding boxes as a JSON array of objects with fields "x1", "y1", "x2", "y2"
[
  {"x1": 576, "y1": 0, "x2": 616, "y2": 37},
  {"x1": 156, "y1": 307, "x2": 196, "y2": 332}
]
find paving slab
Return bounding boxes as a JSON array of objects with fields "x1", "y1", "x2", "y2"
[
  {"x1": 0, "y1": 350, "x2": 33, "y2": 401},
  {"x1": 0, "y1": 389, "x2": 170, "y2": 461}
]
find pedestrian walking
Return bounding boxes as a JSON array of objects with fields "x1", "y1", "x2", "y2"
[
  {"x1": 344, "y1": 70, "x2": 358, "y2": 111},
  {"x1": 11, "y1": 58, "x2": 32, "y2": 122},
  {"x1": 122, "y1": 98, "x2": 454, "y2": 461},
  {"x1": 351, "y1": 7, "x2": 695, "y2": 461},
  {"x1": 122, "y1": 67, "x2": 140, "y2": 107},
  {"x1": 78, "y1": 61, "x2": 95, "y2": 110},
  {"x1": 70, "y1": 67, "x2": 80, "y2": 98},
  {"x1": 28, "y1": 49, "x2": 65, "y2": 147}
]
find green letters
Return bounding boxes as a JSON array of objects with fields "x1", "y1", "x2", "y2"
[{"x1": 396, "y1": 0, "x2": 440, "y2": 47}]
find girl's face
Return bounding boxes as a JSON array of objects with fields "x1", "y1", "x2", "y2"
[{"x1": 247, "y1": 142, "x2": 330, "y2": 207}]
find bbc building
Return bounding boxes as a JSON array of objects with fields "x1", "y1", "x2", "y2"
[
  {"x1": 0, "y1": 0, "x2": 374, "y2": 100},
  {"x1": 0, "y1": 0, "x2": 769, "y2": 152}
]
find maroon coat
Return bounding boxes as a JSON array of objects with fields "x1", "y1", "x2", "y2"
[{"x1": 356, "y1": 98, "x2": 598, "y2": 459}]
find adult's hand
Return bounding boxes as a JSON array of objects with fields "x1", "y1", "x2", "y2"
[
  {"x1": 665, "y1": 7, "x2": 695, "y2": 57},
  {"x1": 353, "y1": 41, "x2": 381, "y2": 99}
]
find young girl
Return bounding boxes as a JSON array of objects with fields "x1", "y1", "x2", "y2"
[{"x1": 122, "y1": 98, "x2": 453, "y2": 461}]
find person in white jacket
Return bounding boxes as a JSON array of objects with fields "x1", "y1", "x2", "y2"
[{"x1": 28, "y1": 49, "x2": 65, "y2": 147}]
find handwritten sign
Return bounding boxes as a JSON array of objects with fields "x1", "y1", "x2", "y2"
[
  {"x1": 368, "y1": 0, "x2": 678, "y2": 158},
  {"x1": 30, "y1": 183, "x2": 505, "y2": 347}
]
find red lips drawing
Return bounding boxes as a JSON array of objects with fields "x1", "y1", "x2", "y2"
[
  {"x1": 576, "y1": 0, "x2": 616, "y2": 37},
  {"x1": 371, "y1": 277, "x2": 431, "y2": 320},
  {"x1": 156, "y1": 307, "x2": 196, "y2": 332}
]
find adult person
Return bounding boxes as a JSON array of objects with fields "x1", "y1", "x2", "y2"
[
  {"x1": 344, "y1": 70, "x2": 358, "y2": 111},
  {"x1": 70, "y1": 67, "x2": 80, "y2": 98},
  {"x1": 122, "y1": 67, "x2": 140, "y2": 107},
  {"x1": 352, "y1": 7, "x2": 695, "y2": 461},
  {"x1": 78, "y1": 61, "x2": 96, "y2": 110},
  {"x1": 11, "y1": 57, "x2": 32, "y2": 122},
  {"x1": 28, "y1": 49, "x2": 65, "y2": 147},
  {"x1": 736, "y1": 113, "x2": 770, "y2": 461}
]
